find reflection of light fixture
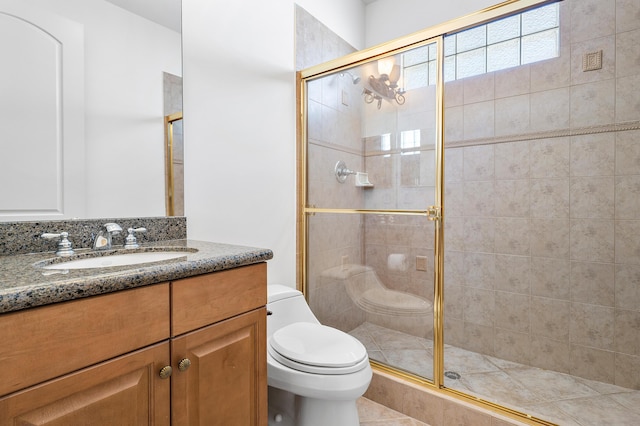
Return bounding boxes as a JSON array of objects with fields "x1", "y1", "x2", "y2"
[
  {"x1": 362, "y1": 88, "x2": 383, "y2": 109},
  {"x1": 365, "y1": 57, "x2": 406, "y2": 109},
  {"x1": 377, "y1": 57, "x2": 395, "y2": 76}
]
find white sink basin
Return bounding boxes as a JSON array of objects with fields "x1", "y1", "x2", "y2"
[{"x1": 42, "y1": 251, "x2": 191, "y2": 270}]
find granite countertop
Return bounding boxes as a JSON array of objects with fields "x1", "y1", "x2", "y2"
[{"x1": 0, "y1": 239, "x2": 273, "y2": 314}]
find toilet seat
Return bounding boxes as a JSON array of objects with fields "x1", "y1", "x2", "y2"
[{"x1": 269, "y1": 322, "x2": 368, "y2": 375}]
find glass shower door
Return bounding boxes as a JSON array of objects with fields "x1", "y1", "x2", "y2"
[{"x1": 303, "y1": 39, "x2": 443, "y2": 384}]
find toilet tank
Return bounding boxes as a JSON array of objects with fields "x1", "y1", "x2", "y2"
[
  {"x1": 266, "y1": 285, "x2": 319, "y2": 337},
  {"x1": 267, "y1": 284, "x2": 304, "y2": 303}
]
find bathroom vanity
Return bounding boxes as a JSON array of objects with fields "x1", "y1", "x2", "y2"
[{"x1": 0, "y1": 239, "x2": 272, "y2": 425}]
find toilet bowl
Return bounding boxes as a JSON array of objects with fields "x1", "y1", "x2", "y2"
[
  {"x1": 320, "y1": 264, "x2": 433, "y2": 338},
  {"x1": 266, "y1": 284, "x2": 372, "y2": 426}
]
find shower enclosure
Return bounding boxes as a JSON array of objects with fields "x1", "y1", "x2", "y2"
[{"x1": 299, "y1": 0, "x2": 640, "y2": 425}]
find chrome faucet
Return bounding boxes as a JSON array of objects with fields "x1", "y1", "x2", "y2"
[
  {"x1": 124, "y1": 227, "x2": 147, "y2": 249},
  {"x1": 93, "y1": 223, "x2": 123, "y2": 250},
  {"x1": 41, "y1": 231, "x2": 75, "y2": 256}
]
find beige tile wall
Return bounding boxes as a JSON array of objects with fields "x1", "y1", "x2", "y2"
[
  {"x1": 296, "y1": 6, "x2": 367, "y2": 330},
  {"x1": 442, "y1": 0, "x2": 640, "y2": 390}
]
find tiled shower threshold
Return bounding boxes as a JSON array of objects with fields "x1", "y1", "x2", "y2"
[
  {"x1": 358, "y1": 397, "x2": 429, "y2": 425},
  {"x1": 350, "y1": 322, "x2": 640, "y2": 426}
]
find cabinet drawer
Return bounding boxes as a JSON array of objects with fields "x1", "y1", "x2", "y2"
[
  {"x1": 0, "y1": 283, "x2": 170, "y2": 397},
  {"x1": 171, "y1": 263, "x2": 266, "y2": 336}
]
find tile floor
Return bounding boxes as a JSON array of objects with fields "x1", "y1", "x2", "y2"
[
  {"x1": 350, "y1": 322, "x2": 640, "y2": 426},
  {"x1": 358, "y1": 397, "x2": 429, "y2": 426}
]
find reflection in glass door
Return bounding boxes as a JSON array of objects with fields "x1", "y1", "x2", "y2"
[{"x1": 302, "y1": 39, "x2": 442, "y2": 384}]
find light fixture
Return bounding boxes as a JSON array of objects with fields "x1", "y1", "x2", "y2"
[{"x1": 364, "y1": 56, "x2": 406, "y2": 109}]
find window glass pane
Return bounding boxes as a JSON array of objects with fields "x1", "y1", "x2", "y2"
[
  {"x1": 428, "y1": 60, "x2": 437, "y2": 85},
  {"x1": 522, "y1": 3, "x2": 558, "y2": 35},
  {"x1": 457, "y1": 48, "x2": 486, "y2": 79},
  {"x1": 487, "y1": 38, "x2": 520, "y2": 72},
  {"x1": 401, "y1": 2, "x2": 559, "y2": 87},
  {"x1": 381, "y1": 133, "x2": 391, "y2": 152},
  {"x1": 401, "y1": 129, "x2": 421, "y2": 152},
  {"x1": 444, "y1": 56, "x2": 456, "y2": 82},
  {"x1": 404, "y1": 63, "x2": 429, "y2": 90},
  {"x1": 456, "y1": 26, "x2": 486, "y2": 53},
  {"x1": 522, "y1": 28, "x2": 559, "y2": 64},
  {"x1": 428, "y1": 43, "x2": 437, "y2": 61},
  {"x1": 403, "y1": 46, "x2": 429, "y2": 67},
  {"x1": 444, "y1": 34, "x2": 456, "y2": 56},
  {"x1": 487, "y1": 15, "x2": 520, "y2": 44}
]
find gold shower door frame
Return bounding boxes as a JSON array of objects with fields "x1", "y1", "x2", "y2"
[{"x1": 297, "y1": 1, "x2": 557, "y2": 425}]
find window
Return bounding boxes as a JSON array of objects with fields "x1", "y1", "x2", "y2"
[
  {"x1": 381, "y1": 133, "x2": 392, "y2": 152},
  {"x1": 402, "y1": 2, "x2": 559, "y2": 90},
  {"x1": 400, "y1": 130, "x2": 421, "y2": 155}
]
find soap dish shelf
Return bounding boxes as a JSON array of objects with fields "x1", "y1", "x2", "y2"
[{"x1": 334, "y1": 161, "x2": 374, "y2": 188}]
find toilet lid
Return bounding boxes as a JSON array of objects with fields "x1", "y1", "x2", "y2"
[{"x1": 270, "y1": 322, "x2": 367, "y2": 370}]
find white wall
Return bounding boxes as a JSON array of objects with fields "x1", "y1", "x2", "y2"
[
  {"x1": 182, "y1": 0, "x2": 363, "y2": 285},
  {"x1": 365, "y1": 0, "x2": 504, "y2": 47},
  {"x1": 81, "y1": 1, "x2": 181, "y2": 218}
]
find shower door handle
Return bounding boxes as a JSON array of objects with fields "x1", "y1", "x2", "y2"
[{"x1": 426, "y1": 206, "x2": 441, "y2": 221}]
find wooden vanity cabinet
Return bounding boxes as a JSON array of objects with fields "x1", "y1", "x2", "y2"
[
  {"x1": 170, "y1": 263, "x2": 267, "y2": 426},
  {"x1": 0, "y1": 283, "x2": 172, "y2": 425},
  {"x1": 0, "y1": 262, "x2": 267, "y2": 426}
]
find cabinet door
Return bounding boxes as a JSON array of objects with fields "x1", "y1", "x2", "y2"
[
  {"x1": 172, "y1": 308, "x2": 267, "y2": 426},
  {"x1": 0, "y1": 342, "x2": 170, "y2": 425}
]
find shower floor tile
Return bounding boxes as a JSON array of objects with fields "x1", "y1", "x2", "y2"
[{"x1": 351, "y1": 322, "x2": 640, "y2": 426}]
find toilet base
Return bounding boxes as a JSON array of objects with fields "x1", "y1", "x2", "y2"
[{"x1": 268, "y1": 386, "x2": 360, "y2": 426}]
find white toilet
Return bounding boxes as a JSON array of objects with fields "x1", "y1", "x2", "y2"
[{"x1": 266, "y1": 284, "x2": 372, "y2": 426}]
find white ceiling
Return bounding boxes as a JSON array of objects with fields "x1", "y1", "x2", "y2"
[
  {"x1": 105, "y1": 0, "x2": 378, "y2": 33},
  {"x1": 105, "y1": 0, "x2": 181, "y2": 32}
]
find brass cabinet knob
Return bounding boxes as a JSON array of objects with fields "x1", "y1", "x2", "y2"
[
  {"x1": 159, "y1": 365, "x2": 173, "y2": 379},
  {"x1": 178, "y1": 358, "x2": 192, "y2": 372}
]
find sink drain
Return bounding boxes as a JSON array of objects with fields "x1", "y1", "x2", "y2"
[{"x1": 444, "y1": 371, "x2": 461, "y2": 380}]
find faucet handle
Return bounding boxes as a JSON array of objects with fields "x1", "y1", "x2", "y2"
[
  {"x1": 42, "y1": 232, "x2": 75, "y2": 257},
  {"x1": 103, "y1": 222, "x2": 123, "y2": 234},
  {"x1": 124, "y1": 227, "x2": 147, "y2": 249}
]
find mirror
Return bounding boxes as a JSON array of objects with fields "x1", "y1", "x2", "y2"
[{"x1": 0, "y1": 0, "x2": 182, "y2": 221}]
